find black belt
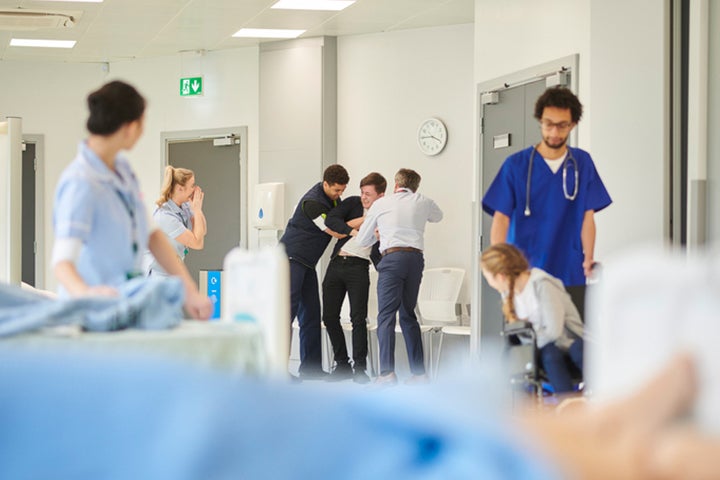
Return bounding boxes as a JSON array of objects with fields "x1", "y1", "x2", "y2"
[{"x1": 381, "y1": 247, "x2": 422, "y2": 257}]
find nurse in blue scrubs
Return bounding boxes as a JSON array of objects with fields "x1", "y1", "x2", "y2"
[
  {"x1": 482, "y1": 87, "x2": 612, "y2": 288},
  {"x1": 52, "y1": 80, "x2": 212, "y2": 319},
  {"x1": 145, "y1": 166, "x2": 207, "y2": 277}
]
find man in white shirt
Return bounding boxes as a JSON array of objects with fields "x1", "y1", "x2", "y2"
[{"x1": 356, "y1": 169, "x2": 443, "y2": 384}]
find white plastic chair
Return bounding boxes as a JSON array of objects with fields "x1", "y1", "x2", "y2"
[
  {"x1": 414, "y1": 267, "x2": 465, "y2": 376},
  {"x1": 435, "y1": 302, "x2": 472, "y2": 376},
  {"x1": 415, "y1": 267, "x2": 465, "y2": 328},
  {"x1": 368, "y1": 267, "x2": 465, "y2": 378}
]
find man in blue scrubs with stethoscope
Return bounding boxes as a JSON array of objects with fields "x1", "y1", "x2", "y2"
[{"x1": 482, "y1": 87, "x2": 611, "y2": 297}]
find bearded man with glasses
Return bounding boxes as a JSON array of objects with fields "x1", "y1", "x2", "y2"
[{"x1": 482, "y1": 87, "x2": 612, "y2": 314}]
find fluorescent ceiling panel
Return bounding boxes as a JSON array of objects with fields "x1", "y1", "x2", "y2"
[
  {"x1": 10, "y1": 38, "x2": 76, "y2": 48},
  {"x1": 232, "y1": 28, "x2": 305, "y2": 38},
  {"x1": 271, "y1": 0, "x2": 355, "y2": 11},
  {"x1": 40, "y1": 0, "x2": 103, "y2": 2}
]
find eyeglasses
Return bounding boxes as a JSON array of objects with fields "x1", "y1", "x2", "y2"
[{"x1": 540, "y1": 119, "x2": 573, "y2": 131}]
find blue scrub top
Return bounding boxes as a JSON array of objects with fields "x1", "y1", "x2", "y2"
[
  {"x1": 54, "y1": 141, "x2": 151, "y2": 293},
  {"x1": 144, "y1": 200, "x2": 193, "y2": 276},
  {"x1": 482, "y1": 146, "x2": 612, "y2": 286}
]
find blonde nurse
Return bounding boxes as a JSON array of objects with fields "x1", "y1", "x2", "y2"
[{"x1": 145, "y1": 166, "x2": 207, "y2": 276}]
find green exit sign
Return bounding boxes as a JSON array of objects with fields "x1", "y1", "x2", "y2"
[{"x1": 180, "y1": 76, "x2": 203, "y2": 97}]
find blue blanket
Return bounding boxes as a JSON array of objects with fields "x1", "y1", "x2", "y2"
[
  {"x1": 0, "y1": 350, "x2": 557, "y2": 480},
  {"x1": 0, "y1": 277, "x2": 184, "y2": 336}
]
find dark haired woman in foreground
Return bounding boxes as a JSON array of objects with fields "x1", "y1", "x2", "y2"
[{"x1": 52, "y1": 80, "x2": 211, "y2": 319}]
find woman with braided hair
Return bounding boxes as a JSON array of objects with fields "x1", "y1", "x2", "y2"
[{"x1": 481, "y1": 243, "x2": 584, "y2": 393}]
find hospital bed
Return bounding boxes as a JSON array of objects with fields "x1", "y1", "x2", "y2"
[{"x1": 3, "y1": 319, "x2": 267, "y2": 374}]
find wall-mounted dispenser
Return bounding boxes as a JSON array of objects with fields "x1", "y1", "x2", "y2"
[{"x1": 252, "y1": 182, "x2": 284, "y2": 230}]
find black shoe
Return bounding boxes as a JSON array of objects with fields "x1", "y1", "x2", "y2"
[
  {"x1": 298, "y1": 368, "x2": 328, "y2": 381},
  {"x1": 326, "y1": 363, "x2": 353, "y2": 382},
  {"x1": 352, "y1": 368, "x2": 371, "y2": 385}
]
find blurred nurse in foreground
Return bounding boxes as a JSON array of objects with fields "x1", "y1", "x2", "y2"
[{"x1": 52, "y1": 80, "x2": 212, "y2": 319}]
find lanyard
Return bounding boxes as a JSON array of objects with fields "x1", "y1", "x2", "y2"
[{"x1": 114, "y1": 189, "x2": 142, "y2": 278}]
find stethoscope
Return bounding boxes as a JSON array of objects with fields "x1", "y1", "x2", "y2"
[{"x1": 524, "y1": 146, "x2": 579, "y2": 216}]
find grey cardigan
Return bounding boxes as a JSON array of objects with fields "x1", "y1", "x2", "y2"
[{"x1": 518, "y1": 268, "x2": 584, "y2": 350}]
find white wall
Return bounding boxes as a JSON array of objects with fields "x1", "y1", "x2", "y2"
[
  {"x1": 338, "y1": 24, "x2": 475, "y2": 304},
  {"x1": 0, "y1": 47, "x2": 259, "y2": 290},
  {"x1": 589, "y1": 0, "x2": 667, "y2": 255},
  {"x1": 475, "y1": 0, "x2": 667, "y2": 263}
]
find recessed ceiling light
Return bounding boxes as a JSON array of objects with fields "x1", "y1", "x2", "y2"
[
  {"x1": 10, "y1": 38, "x2": 76, "y2": 48},
  {"x1": 271, "y1": 0, "x2": 355, "y2": 11},
  {"x1": 39, "y1": 0, "x2": 103, "y2": 3},
  {"x1": 232, "y1": 28, "x2": 305, "y2": 39}
]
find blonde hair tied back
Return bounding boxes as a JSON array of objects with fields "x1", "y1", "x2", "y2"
[{"x1": 156, "y1": 165, "x2": 194, "y2": 207}]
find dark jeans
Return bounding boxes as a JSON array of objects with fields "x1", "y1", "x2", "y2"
[
  {"x1": 289, "y1": 260, "x2": 323, "y2": 374},
  {"x1": 539, "y1": 338, "x2": 584, "y2": 393},
  {"x1": 376, "y1": 251, "x2": 425, "y2": 376},
  {"x1": 322, "y1": 256, "x2": 370, "y2": 369}
]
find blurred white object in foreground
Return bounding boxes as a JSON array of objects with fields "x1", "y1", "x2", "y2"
[
  {"x1": 586, "y1": 246, "x2": 720, "y2": 433},
  {"x1": 223, "y1": 245, "x2": 290, "y2": 378}
]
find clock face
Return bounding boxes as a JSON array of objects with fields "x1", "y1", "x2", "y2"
[{"x1": 417, "y1": 118, "x2": 447, "y2": 156}]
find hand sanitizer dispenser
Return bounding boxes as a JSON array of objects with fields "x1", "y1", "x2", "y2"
[{"x1": 252, "y1": 182, "x2": 284, "y2": 230}]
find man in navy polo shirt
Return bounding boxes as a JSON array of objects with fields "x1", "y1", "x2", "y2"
[{"x1": 280, "y1": 165, "x2": 349, "y2": 379}]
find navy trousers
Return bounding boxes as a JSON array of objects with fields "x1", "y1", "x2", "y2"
[
  {"x1": 289, "y1": 260, "x2": 323, "y2": 374},
  {"x1": 376, "y1": 251, "x2": 425, "y2": 376}
]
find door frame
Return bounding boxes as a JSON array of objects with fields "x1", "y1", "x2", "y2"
[
  {"x1": 22, "y1": 134, "x2": 45, "y2": 289},
  {"x1": 471, "y1": 54, "x2": 579, "y2": 356},
  {"x1": 160, "y1": 127, "x2": 248, "y2": 250}
]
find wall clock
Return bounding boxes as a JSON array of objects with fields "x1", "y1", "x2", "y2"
[{"x1": 417, "y1": 117, "x2": 448, "y2": 156}]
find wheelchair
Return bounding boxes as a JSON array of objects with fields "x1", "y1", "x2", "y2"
[
  {"x1": 500, "y1": 275, "x2": 594, "y2": 404},
  {"x1": 501, "y1": 320, "x2": 584, "y2": 404}
]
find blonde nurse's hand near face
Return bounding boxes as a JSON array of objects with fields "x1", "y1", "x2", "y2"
[{"x1": 190, "y1": 186, "x2": 204, "y2": 213}]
